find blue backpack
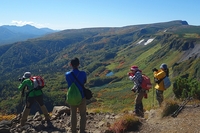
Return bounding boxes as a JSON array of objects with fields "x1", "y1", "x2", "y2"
[{"x1": 163, "y1": 76, "x2": 171, "y2": 89}]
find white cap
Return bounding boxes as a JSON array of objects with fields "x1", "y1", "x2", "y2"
[{"x1": 23, "y1": 72, "x2": 31, "y2": 78}]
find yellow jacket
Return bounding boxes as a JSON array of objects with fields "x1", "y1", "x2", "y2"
[{"x1": 153, "y1": 69, "x2": 166, "y2": 91}]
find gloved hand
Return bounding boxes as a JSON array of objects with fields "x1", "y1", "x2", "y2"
[
  {"x1": 131, "y1": 88, "x2": 140, "y2": 93},
  {"x1": 131, "y1": 88, "x2": 137, "y2": 92},
  {"x1": 152, "y1": 68, "x2": 158, "y2": 72}
]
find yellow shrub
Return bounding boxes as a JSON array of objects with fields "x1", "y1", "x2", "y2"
[{"x1": 0, "y1": 114, "x2": 16, "y2": 121}]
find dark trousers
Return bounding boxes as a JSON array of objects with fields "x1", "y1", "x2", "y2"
[
  {"x1": 156, "y1": 90, "x2": 164, "y2": 107},
  {"x1": 26, "y1": 95, "x2": 44, "y2": 109},
  {"x1": 135, "y1": 89, "x2": 145, "y2": 115}
]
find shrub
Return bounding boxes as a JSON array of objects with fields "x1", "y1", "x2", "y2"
[
  {"x1": 0, "y1": 114, "x2": 16, "y2": 121},
  {"x1": 108, "y1": 114, "x2": 141, "y2": 133},
  {"x1": 173, "y1": 77, "x2": 200, "y2": 99}
]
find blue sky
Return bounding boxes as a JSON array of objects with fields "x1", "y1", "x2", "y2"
[{"x1": 0, "y1": 0, "x2": 199, "y2": 30}]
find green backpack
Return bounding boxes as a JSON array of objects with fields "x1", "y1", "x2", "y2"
[{"x1": 66, "y1": 82, "x2": 82, "y2": 106}]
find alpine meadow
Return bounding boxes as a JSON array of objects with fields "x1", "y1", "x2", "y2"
[{"x1": 0, "y1": 20, "x2": 200, "y2": 114}]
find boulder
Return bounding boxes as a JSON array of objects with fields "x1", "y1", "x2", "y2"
[{"x1": 51, "y1": 106, "x2": 70, "y2": 120}]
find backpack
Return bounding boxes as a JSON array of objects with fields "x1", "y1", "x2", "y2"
[
  {"x1": 30, "y1": 76, "x2": 45, "y2": 90},
  {"x1": 163, "y1": 76, "x2": 171, "y2": 89},
  {"x1": 141, "y1": 74, "x2": 152, "y2": 90},
  {"x1": 66, "y1": 83, "x2": 82, "y2": 106}
]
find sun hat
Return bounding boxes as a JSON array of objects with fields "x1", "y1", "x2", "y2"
[
  {"x1": 160, "y1": 63, "x2": 168, "y2": 69},
  {"x1": 22, "y1": 72, "x2": 31, "y2": 78}
]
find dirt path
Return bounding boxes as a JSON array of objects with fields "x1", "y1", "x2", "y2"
[{"x1": 139, "y1": 105, "x2": 200, "y2": 133}]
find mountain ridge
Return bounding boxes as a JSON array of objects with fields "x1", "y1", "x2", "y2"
[{"x1": 0, "y1": 24, "x2": 59, "y2": 45}]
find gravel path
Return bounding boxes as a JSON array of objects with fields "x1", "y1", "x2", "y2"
[{"x1": 139, "y1": 105, "x2": 200, "y2": 133}]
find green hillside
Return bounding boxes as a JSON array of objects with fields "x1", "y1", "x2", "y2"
[{"x1": 0, "y1": 20, "x2": 200, "y2": 114}]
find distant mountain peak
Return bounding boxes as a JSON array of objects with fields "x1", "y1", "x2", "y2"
[
  {"x1": 0, "y1": 24, "x2": 58, "y2": 45},
  {"x1": 21, "y1": 24, "x2": 36, "y2": 28},
  {"x1": 181, "y1": 20, "x2": 188, "y2": 25},
  {"x1": 170, "y1": 20, "x2": 188, "y2": 25}
]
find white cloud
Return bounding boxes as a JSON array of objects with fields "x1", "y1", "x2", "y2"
[
  {"x1": 11, "y1": 20, "x2": 34, "y2": 26},
  {"x1": 11, "y1": 20, "x2": 49, "y2": 28}
]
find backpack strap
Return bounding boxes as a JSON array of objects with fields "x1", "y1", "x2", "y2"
[
  {"x1": 71, "y1": 72, "x2": 85, "y2": 90},
  {"x1": 155, "y1": 71, "x2": 168, "y2": 84},
  {"x1": 26, "y1": 78, "x2": 43, "y2": 102}
]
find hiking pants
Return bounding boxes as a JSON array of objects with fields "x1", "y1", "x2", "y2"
[
  {"x1": 135, "y1": 89, "x2": 145, "y2": 114},
  {"x1": 26, "y1": 95, "x2": 44, "y2": 108},
  {"x1": 156, "y1": 89, "x2": 164, "y2": 107},
  {"x1": 70, "y1": 98, "x2": 86, "y2": 133},
  {"x1": 21, "y1": 95, "x2": 49, "y2": 126}
]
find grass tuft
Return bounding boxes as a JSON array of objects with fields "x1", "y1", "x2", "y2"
[
  {"x1": 161, "y1": 99, "x2": 179, "y2": 117},
  {"x1": 107, "y1": 114, "x2": 142, "y2": 133}
]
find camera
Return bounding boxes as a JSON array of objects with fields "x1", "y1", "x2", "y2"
[
  {"x1": 18, "y1": 77, "x2": 25, "y2": 83},
  {"x1": 152, "y1": 68, "x2": 158, "y2": 72}
]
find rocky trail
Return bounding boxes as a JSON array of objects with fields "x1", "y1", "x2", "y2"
[
  {"x1": 140, "y1": 104, "x2": 200, "y2": 133},
  {"x1": 0, "y1": 104, "x2": 200, "y2": 133}
]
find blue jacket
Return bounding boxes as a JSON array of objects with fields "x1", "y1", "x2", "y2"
[{"x1": 65, "y1": 68, "x2": 87, "y2": 98}]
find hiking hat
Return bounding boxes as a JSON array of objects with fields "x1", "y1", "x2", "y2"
[
  {"x1": 160, "y1": 63, "x2": 168, "y2": 69},
  {"x1": 23, "y1": 72, "x2": 31, "y2": 78},
  {"x1": 130, "y1": 65, "x2": 139, "y2": 71}
]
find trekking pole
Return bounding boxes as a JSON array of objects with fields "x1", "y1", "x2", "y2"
[
  {"x1": 152, "y1": 77, "x2": 156, "y2": 108},
  {"x1": 12, "y1": 91, "x2": 25, "y2": 124},
  {"x1": 171, "y1": 97, "x2": 192, "y2": 118},
  {"x1": 152, "y1": 86, "x2": 155, "y2": 107},
  {"x1": 18, "y1": 89, "x2": 26, "y2": 119}
]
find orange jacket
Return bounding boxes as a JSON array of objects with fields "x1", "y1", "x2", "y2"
[{"x1": 153, "y1": 69, "x2": 166, "y2": 91}]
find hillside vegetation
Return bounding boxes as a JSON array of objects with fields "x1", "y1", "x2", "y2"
[{"x1": 0, "y1": 20, "x2": 200, "y2": 114}]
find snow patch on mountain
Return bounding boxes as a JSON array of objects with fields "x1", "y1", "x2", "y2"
[
  {"x1": 144, "y1": 38, "x2": 154, "y2": 45},
  {"x1": 137, "y1": 38, "x2": 155, "y2": 45}
]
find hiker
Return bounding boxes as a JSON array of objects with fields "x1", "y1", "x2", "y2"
[
  {"x1": 128, "y1": 65, "x2": 145, "y2": 117},
  {"x1": 152, "y1": 63, "x2": 169, "y2": 107},
  {"x1": 18, "y1": 72, "x2": 50, "y2": 126},
  {"x1": 65, "y1": 57, "x2": 87, "y2": 133}
]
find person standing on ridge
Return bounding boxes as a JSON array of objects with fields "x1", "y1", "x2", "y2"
[
  {"x1": 128, "y1": 65, "x2": 145, "y2": 117},
  {"x1": 152, "y1": 63, "x2": 169, "y2": 107},
  {"x1": 18, "y1": 72, "x2": 50, "y2": 126},
  {"x1": 65, "y1": 57, "x2": 87, "y2": 133}
]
